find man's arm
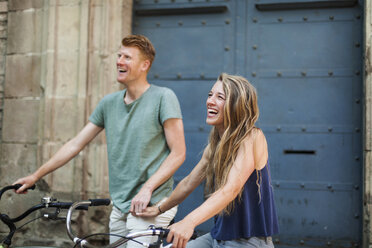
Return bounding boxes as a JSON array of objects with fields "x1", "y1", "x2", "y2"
[
  {"x1": 14, "y1": 122, "x2": 103, "y2": 193},
  {"x1": 130, "y1": 118, "x2": 186, "y2": 214},
  {"x1": 137, "y1": 146, "x2": 209, "y2": 218}
]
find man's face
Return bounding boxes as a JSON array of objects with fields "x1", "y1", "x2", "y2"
[{"x1": 116, "y1": 46, "x2": 148, "y2": 85}]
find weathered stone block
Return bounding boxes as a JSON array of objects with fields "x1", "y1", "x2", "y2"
[
  {"x1": 0, "y1": 1, "x2": 7, "y2": 12},
  {"x1": 44, "y1": 51, "x2": 82, "y2": 98},
  {"x1": 43, "y1": 97, "x2": 85, "y2": 142},
  {"x1": 8, "y1": 0, "x2": 43, "y2": 11},
  {"x1": 2, "y1": 99, "x2": 39, "y2": 143},
  {"x1": 49, "y1": 0, "x2": 81, "y2": 6},
  {"x1": 4, "y1": 54, "x2": 41, "y2": 97},
  {"x1": 90, "y1": 0, "x2": 104, "y2": 7},
  {"x1": 0, "y1": 54, "x2": 4, "y2": 74},
  {"x1": 0, "y1": 143, "x2": 39, "y2": 234},
  {"x1": 0, "y1": 143, "x2": 38, "y2": 184},
  {"x1": 55, "y1": 5, "x2": 81, "y2": 51},
  {"x1": 0, "y1": 21, "x2": 7, "y2": 38},
  {"x1": 0, "y1": 13, "x2": 7, "y2": 22},
  {"x1": 7, "y1": 9, "x2": 43, "y2": 54},
  {"x1": 54, "y1": 52, "x2": 80, "y2": 96},
  {"x1": 122, "y1": 0, "x2": 133, "y2": 36},
  {"x1": 88, "y1": 4, "x2": 103, "y2": 52},
  {"x1": 41, "y1": 142, "x2": 83, "y2": 193},
  {"x1": 89, "y1": 2, "x2": 132, "y2": 54},
  {"x1": 86, "y1": 143, "x2": 109, "y2": 194},
  {"x1": 0, "y1": 38, "x2": 7, "y2": 53},
  {"x1": 0, "y1": 76, "x2": 4, "y2": 90}
]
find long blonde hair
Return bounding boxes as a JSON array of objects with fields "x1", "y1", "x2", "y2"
[{"x1": 204, "y1": 73, "x2": 259, "y2": 215}]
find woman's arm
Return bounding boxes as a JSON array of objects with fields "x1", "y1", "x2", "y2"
[{"x1": 167, "y1": 130, "x2": 267, "y2": 248}]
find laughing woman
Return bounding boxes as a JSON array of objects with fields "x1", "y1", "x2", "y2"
[{"x1": 139, "y1": 73, "x2": 279, "y2": 248}]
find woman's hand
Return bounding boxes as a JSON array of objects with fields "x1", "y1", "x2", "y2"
[
  {"x1": 167, "y1": 219, "x2": 195, "y2": 248},
  {"x1": 135, "y1": 205, "x2": 160, "y2": 217}
]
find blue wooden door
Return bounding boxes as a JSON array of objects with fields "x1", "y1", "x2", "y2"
[{"x1": 133, "y1": 0, "x2": 363, "y2": 247}]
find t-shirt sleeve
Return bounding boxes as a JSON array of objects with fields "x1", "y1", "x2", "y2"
[
  {"x1": 89, "y1": 98, "x2": 105, "y2": 127},
  {"x1": 159, "y1": 88, "x2": 182, "y2": 124}
]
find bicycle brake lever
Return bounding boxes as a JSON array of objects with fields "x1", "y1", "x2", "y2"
[
  {"x1": 43, "y1": 212, "x2": 63, "y2": 220},
  {"x1": 43, "y1": 213, "x2": 66, "y2": 221}
]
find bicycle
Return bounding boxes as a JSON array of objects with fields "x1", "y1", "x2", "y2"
[
  {"x1": 66, "y1": 200, "x2": 198, "y2": 248},
  {"x1": 0, "y1": 184, "x2": 111, "y2": 248}
]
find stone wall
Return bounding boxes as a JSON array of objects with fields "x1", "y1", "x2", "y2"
[
  {"x1": 0, "y1": 0, "x2": 7, "y2": 142},
  {"x1": 0, "y1": 0, "x2": 132, "y2": 246}
]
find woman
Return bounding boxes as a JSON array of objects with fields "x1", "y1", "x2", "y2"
[{"x1": 138, "y1": 73, "x2": 279, "y2": 247}]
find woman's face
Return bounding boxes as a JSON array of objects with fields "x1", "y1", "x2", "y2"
[{"x1": 206, "y1": 80, "x2": 226, "y2": 132}]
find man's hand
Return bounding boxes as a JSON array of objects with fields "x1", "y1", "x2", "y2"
[
  {"x1": 130, "y1": 187, "x2": 152, "y2": 215},
  {"x1": 135, "y1": 205, "x2": 160, "y2": 218},
  {"x1": 13, "y1": 174, "x2": 39, "y2": 194}
]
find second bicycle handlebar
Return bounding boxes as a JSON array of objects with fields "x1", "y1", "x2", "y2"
[
  {"x1": 66, "y1": 199, "x2": 111, "y2": 247},
  {"x1": 0, "y1": 184, "x2": 101, "y2": 247}
]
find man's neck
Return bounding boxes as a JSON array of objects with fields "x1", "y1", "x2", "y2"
[{"x1": 124, "y1": 79, "x2": 150, "y2": 104}]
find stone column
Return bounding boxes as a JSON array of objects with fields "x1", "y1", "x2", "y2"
[
  {"x1": 364, "y1": 1, "x2": 372, "y2": 247},
  {"x1": 0, "y1": 0, "x2": 8, "y2": 138},
  {"x1": 0, "y1": 0, "x2": 132, "y2": 246}
]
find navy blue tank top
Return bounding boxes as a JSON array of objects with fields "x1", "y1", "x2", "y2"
[{"x1": 210, "y1": 162, "x2": 279, "y2": 240}]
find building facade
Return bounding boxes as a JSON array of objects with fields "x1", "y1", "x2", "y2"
[{"x1": 0, "y1": 0, "x2": 371, "y2": 247}]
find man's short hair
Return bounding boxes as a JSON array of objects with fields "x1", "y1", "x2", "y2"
[{"x1": 122, "y1": 35, "x2": 156, "y2": 67}]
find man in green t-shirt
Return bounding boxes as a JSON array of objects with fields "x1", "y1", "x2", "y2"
[{"x1": 14, "y1": 35, "x2": 186, "y2": 247}]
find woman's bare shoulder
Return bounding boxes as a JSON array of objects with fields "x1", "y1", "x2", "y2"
[{"x1": 252, "y1": 128, "x2": 268, "y2": 170}]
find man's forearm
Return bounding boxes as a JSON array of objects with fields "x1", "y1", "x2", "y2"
[
  {"x1": 33, "y1": 138, "x2": 85, "y2": 180},
  {"x1": 33, "y1": 122, "x2": 103, "y2": 180},
  {"x1": 142, "y1": 149, "x2": 185, "y2": 193}
]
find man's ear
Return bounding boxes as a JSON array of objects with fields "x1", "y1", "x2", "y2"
[{"x1": 141, "y1": 59, "x2": 151, "y2": 72}]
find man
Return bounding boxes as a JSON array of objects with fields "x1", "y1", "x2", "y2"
[{"x1": 14, "y1": 35, "x2": 186, "y2": 247}]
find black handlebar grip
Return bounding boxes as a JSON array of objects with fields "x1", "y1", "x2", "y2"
[
  {"x1": 0, "y1": 184, "x2": 36, "y2": 201},
  {"x1": 13, "y1": 184, "x2": 36, "y2": 191},
  {"x1": 89, "y1": 198, "x2": 111, "y2": 206},
  {"x1": 49, "y1": 202, "x2": 89, "y2": 210},
  {"x1": 76, "y1": 205, "x2": 89, "y2": 211}
]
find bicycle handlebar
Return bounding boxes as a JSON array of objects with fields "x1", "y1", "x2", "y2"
[
  {"x1": 67, "y1": 200, "x2": 197, "y2": 248},
  {"x1": 0, "y1": 184, "x2": 35, "y2": 200},
  {"x1": 0, "y1": 184, "x2": 90, "y2": 247},
  {"x1": 66, "y1": 200, "x2": 111, "y2": 247}
]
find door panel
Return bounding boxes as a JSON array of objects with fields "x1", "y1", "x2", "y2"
[{"x1": 133, "y1": 0, "x2": 363, "y2": 247}]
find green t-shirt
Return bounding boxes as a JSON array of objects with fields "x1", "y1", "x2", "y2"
[{"x1": 89, "y1": 85, "x2": 182, "y2": 213}]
